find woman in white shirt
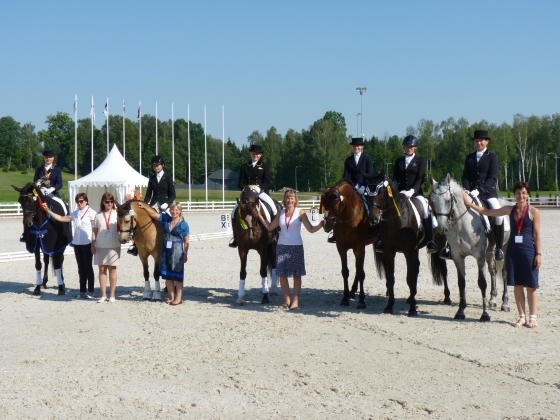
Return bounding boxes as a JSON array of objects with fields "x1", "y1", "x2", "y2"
[
  {"x1": 43, "y1": 193, "x2": 97, "y2": 299},
  {"x1": 91, "y1": 193, "x2": 121, "y2": 302},
  {"x1": 258, "y1": 189, "x2": 324, "y2": 310}
]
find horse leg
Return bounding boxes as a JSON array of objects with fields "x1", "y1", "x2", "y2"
[
  {"x1": 33, "y1": 250, "x2": 42, "y2": 295},
  {"x1": 259, "y1": 246, "x2": 270, "y2": 304},
  {"x1": 339, "y1": 246, "x2": 351, "y2": 306},
  {"x1": 141, "y1": 257, "x2": 153, "y2": 300},
  {"x1": 441, "y1": 261, "x2": 452, "y2": 305},
  {"x1": 236, "y1": 248, "x2": 248, "y2": 306},
  {"x1": 383, "y1": 252, "x2": 396, "y2": 314},
  {"x1": 486, "y1": 251, "x2": 498, "y2": 310},
  {"x1": 53, "y1": 252, "x2": 65, "y2": 295},
  {"x1": 353, "y1": 246, "x2": 366, "y2": 310},
  {"x1": 477, "y1": 258, "x2": 491, "y2": 322},
  {"x1": 42, "y1": 253, "x2": 49, "y2": 288},
  {"x1": 269, "y1": 242, "x2": 278, "y2": 296},
  {"x1": 454, "y1": 258, "x2": 467, "y2": 320},
  {"x1": 405, "y1": 250, "x2": 419, "y2": 316},
  {"x1": 500, "y1": 255, "x2": 510, "y2": 312}
]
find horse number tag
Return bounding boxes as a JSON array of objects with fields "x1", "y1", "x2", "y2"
[
  {"x1": 515, "y1": 235, "x2": 523, "y2": 244},
  {"x1": 383, "y1": 180, "x2": 389, "y2": 187},
  {"x1": 129, "y1": 210, "x2": 135, "y2": 216},
  {"x1": 106, "y1": 232, "x2": 113, "y2": 238},
  {"x1": 166, "y1": 241, "x2": 172, "y2": 249}
]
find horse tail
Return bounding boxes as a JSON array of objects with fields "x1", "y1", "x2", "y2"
[
  {"x1": 429, "y1": 252, "x2": 445, "y2": 287},
  {"x1": 374, "y1": 251, "x2": 385, "y2": 279}
]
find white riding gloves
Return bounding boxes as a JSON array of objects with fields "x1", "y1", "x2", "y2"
[
  {"x1": 160, "y1": 202, "x2": 169, "y2": 211},
  {"x1": 402, "y1": 190, "x2": 414, "y2": 198},
  {"x1": 41, "y1": 187, "x2": 55, "y2": 195},
  {"x1": 470, "y1": 189, "x2": 479, "y2": 198}
]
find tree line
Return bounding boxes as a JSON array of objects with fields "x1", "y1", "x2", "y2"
[{"x1": 1, "y1": 111, "x2": 559, "y2": 193}]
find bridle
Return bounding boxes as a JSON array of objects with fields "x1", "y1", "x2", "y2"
[
  {"x1": 237, "y1": 188, "x2": 262, "y2": 237},
  {"x1": 322, "y1": 186, "x2": 361, "y2": 225},
  {"x1": 431, "y1": 182, "x2": 469, "y2": 229},
  {"x1": 370, "y1": 180, "x2": 401, "y2": 223},
  {"x1": 118, "y1": 206, "x2": 153, "y2": 241}
]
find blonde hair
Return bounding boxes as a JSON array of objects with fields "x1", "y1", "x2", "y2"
[
  {"x1": 283, "y1": 189, "x2": 299, "y2": 207},
  {"x1": 169, "y1": 201, "x2": 184, "y2": 220}
]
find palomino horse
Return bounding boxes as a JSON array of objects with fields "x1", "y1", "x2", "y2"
[
  {"x1": 430, "y1": 175, "x2": 510, "y2": 321},
  {"x1": 321, "y1": 179, "x2": 379, "y2": 309},
  {"x1": 232, "y1": 186, "x2": 280, "y2": 306},
  {"x1": 116, "y1": 200, "x2": 164, "y2": 301},
  {"x1": 369, "y1": 173, "x2": 450, "y2": 316},
  {"x1": 12, "y1": 183, "x2": 72, "y2": 296}
]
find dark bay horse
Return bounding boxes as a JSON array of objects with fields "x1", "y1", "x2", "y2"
[
  {"x1": 116, "y1": 200, "x2": 164, "y2": 301},
  {"x1": 321, "y1": 179, "x2": 379, "y2": 309},
  {"x1": 369, "y1": 173, "x2": 450, "y2": 316},
  {"x1": 12, "y1": 183, "x2": 72, "y2": 296},
  {"x1": 232, "y1": 186, "x2": 280, "y2": 306}
]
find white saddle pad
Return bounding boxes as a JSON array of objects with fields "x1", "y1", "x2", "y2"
[
  {"x1": 473, "y1": 197, "x2": 510, "y2": 232},
  {"x1": 409, "y1": 197, "x2": 423, "y2": 230}
]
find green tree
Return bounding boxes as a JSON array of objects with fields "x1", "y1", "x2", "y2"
[
  {"x1": 20, "y1": 122, "x2": 41, "y2": 169},
  {"x1": 0, "y1": 116, "x2": 22, "y2": 168},
  {"x1": 38, "y1": 112, "x2": 74, "y2": 172}
]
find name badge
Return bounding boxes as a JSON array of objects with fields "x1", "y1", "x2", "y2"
[
  {"x1": 166, "y1": 241, "x2": 173, "y2": 249},
  {"x1": 515, "y1": 236, "x2": 523, "y2": 244},
  {"x1": 105, "y1": 231, "x2": 113, "y2": 238}
]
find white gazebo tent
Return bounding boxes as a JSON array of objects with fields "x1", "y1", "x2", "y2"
[{"x1": 68, "y1": 145, "x2": 149, "y2": 212}]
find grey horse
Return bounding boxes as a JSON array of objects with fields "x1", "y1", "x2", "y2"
[{"x1": 430, "y1": 175, "x2": 510, "y2": 321}]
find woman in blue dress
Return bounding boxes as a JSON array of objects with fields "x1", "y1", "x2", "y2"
[
  {"x1": 138, "y1": 201, "x2": 190, "y2": 305},
  {"x1": 463, "y1": 181, "x2": 542, "y2": 328}
]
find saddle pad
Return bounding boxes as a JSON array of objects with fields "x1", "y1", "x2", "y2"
[
  {"x1": 409, "y1": 197, "x2": 423, "y2": 230},
  {"x1": 475, "y1": 198, "x2": 510, "y2": 232},
  {"x1": 260, "y1": 202, "x2": 271, "y2": 223}
]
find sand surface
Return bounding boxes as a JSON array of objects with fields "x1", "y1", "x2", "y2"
[{"x1": 1, "y1": 210, "x2": 559, "y2": 419}]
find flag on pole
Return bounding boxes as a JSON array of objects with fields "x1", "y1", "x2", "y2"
[
  {"x1": 123, "y1": 100, "x2": 126, "y2": 113},
  {"x1": 74, "y1": 97, "x2": 77, "y2": 113},
  {"x1": 104, "y1": 101, "x2": 108, "y2": 118},
  {"x1": 137, "y1": 104, "x2": 141, "y2": 120},
  {"x1": 90, "y1": 99, "x2": 95, "y2": 123}
]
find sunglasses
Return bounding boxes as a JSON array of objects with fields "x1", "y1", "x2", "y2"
[
  {"x1": 104, "y1": 201, "x2": 114, "y2": 204},
  {"x1": 285, "y1": 189, "x2": 297, "y2": 194},
  {"x1": 76, "y1": 200, "x2": 86, "y2": 204}
]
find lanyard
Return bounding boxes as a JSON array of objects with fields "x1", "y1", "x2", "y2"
[
  {"x1": 103, "y1": 209, "x2": 113, "y2": 230},
  {"x1": 284, "y1": 208, "x2": 295, "y2": 230},
  {"x1": 79, "y1": 206, "x2": 90, "y2": 221},
  {"x1": 514, "y1": 204, "x2": 528, "y2": 234}
]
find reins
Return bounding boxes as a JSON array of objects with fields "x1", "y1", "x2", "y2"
[
  {"x1": 322, "y1": 186, "x2": 363, "y2": 226},
  {"x1": 431, "y1": 182, "x2": 469, "y2": 228}
]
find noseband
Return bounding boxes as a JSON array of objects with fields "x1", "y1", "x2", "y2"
[
  {"x1": 431, "y1": 183, "x2": 468, "y2": 228},
  {"x1": 322, "y1": 187, "x2": 360, "y2": 225},
  {"x1": 118, "y1": 213, "x2": 136, "y2": 241}
]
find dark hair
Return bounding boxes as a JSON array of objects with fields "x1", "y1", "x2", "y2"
[
  {"x1": 75, "y1": 193, "x2": 89, "y2": 203},
  {"x1": 513, "y1": 181, "x2": 530, "y2": 195},
  {"x1": 99, "y1": 192, "x2": 116, "y2": 211}
]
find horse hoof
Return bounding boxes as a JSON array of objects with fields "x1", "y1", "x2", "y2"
[
  {"x1": 489, "y1": 302, "x2": 497, "y2": 309},
  {"x1": 357, "y1": 303, "x2": 366, "y2": 310},
  {"x1": 269, "y1": 291, "x2": 278, "y2": 297},
  {"x1": 152, "y1": 292, "x2": 162, "y2": 301},
  {"x1": 408, "y1": 310, "x2": 418, "y2": 317},
  {"x1": 501, "y1": 306, "x2": 510, "y2": 313},
  {"x1": 235, "y1": 302, "x2": 244, "y2": 307},
  {"x1": 261, "y1": 294, "x2": 270, "y2": 304},
  {"x1": 348, "y1": 292, "x2": 356, "y2": 300},
  {"x1": 340, "y1": 300, "x2": 350, "y2": 307},
  {"x1": 57, "y1": 285, "x2": 66, "y2": 296},
  {"x1": 42, "y1": 281, "x2": 48, "y2": 289},
  {"x1": 383, "y1": 308, "x2": 393, "y2": 314},
  {"x1": 443, "y1": 298, "x2": 453, "y2": 305},
  {"x1": 479, "y1": 314, "x2": 491, "y2": 322},
  {"x1": 454, "y1": 313, "x2": 466, "y2": 320},
  {"x1": 142, "y1": 291, "x2": 153, "y2": 300},
  {"x1": 32, "y1": 286, "x2": 41, "y2": 296}
]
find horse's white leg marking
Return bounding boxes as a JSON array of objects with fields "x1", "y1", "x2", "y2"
[
  {"x1": 152, "y1": 281, "x2": 162, "y2": 301},
  {"x1": 236, "y1": 279, "x2": 245, "y2": 305},
  {"x1": 55, "y1": 268, "x2": 63, "y2": 286},
  {"x1": 35, "y1": 270, "x2": 42, "y2": 286},
  {"x1": 261, "y1": 277, "x2": 269, "y2": 294},
  {"x1": 143, "y1": 280, "x2": 153, "y2": 300}
]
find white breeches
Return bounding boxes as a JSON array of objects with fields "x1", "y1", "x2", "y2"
[
  {"x1": 415, "y1": 195, "x2": 429, "y2": 219},
  {"x1": 486, "y1": 197, "x2": 503, "y2": 225}
]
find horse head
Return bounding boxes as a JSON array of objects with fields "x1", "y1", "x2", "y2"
[
  {"x1": 430, "y1": 174, "x2": 457, "y2": 234},
  {"x1": 237, "y1": 187, "x2": 259, "y2": 220},
  {"x1": 116, "y1": 201, "x2": 135, "y2": 244},
  {"x1": 12, "y1": 183, "x2": 44, "y2": 228},
  {"x1": 320, "y1": 179, "x2": 357, "y2": 232},
  {"x1": 368, "y1": 173, "x2": 401, "y2": 225}
]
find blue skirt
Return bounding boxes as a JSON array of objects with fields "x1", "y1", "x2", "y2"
[{"x1": 276, "y1": 244, "x2": 306, "y2": 278}]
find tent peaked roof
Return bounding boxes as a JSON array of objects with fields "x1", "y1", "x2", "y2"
[{"x1": 70, "y1": 144, "x2": 149, "y2": 188}]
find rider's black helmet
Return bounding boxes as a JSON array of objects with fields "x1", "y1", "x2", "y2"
[
  {"x1": 152, "y1": 155, "x2": 165, "y2": 166},
  {"x1": 402, "y1": 135, "x2": 419, "y2": 147}
]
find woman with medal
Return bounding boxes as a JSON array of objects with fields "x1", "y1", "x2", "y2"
[
  {"x1": 463, "y1": 181, "x2": 541, "y2": 328},
  {"x1": 43, "y1": 193, "x2": 97, "y2": 299},
  {"x1": 138, "y1": 201, "x2": 190, "y2": 305},
  {"x1": 258, "y1": 189, "x2": 324, "y2": 310},
  {"x1": 91, "y1": 193, "x2": 121, "y2": 303}
]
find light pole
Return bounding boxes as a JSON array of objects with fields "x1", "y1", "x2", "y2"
[
  {"x1": 356, "y1": 87, "x2": 366, "y2": 137},
  {"x1": 386, "y1": 162, "x2": 393, "y2": 175},
  {"x1": 356, "y1": 113, "x2": 361, "y2": 137},
  {"x1": 548, "y1": 153, "x2": 559, "y2": 200},
  {"x1": 295, "y1": 166, "x2": 302, "y2": 191}
]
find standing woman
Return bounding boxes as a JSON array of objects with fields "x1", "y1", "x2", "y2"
[
  {"x1": 463, "y1": 181, "x2": 541, "y2": 328},
  {"x1": 258, "y1": 189, "x2": 324, "y2": 310},
  {"x1": 91, "y1": 193, "x2": 121, "y2": 303},
  {"x1": 43, "y1": 193, "x2": 97, "y2": 299},
  {"x1": 138, "y1": 201, "x2": 190, "y2": 305}
]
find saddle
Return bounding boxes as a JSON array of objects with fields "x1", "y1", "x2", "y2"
[{"x1": 470, "y1": 196, "x2": 510, "y2": 235}]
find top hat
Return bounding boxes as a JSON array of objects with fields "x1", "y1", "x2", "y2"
[
  {"x1": 349, "y1": 137, "x2": 364, "y2": 146},
  {"x1": 472, "y1": 130, "x2": 491, "y2": 141},
  {"x1": 42, "y1": 149, "x2": 55, "y2": 157},
  {"x1": 249, "y1": 144, "x2": 264, "y2": 154}
]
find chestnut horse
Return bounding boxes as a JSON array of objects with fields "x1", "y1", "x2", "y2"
[
  {"x1": 321, "y1": 179, "x2": 379, "y2": 309},
  {"x1": 116, "y1": 200, "x2": 164, "y2": 301},
  {"x1": 232, "y1": 186, "x2": 280, "y2": 306}
]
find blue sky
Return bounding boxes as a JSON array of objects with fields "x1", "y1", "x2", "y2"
[{"x1": 1, "y1": 0, "x2": 559, "y2": 146}]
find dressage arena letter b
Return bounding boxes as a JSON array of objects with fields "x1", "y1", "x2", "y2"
[{"x1": 220, "y1": 214, "x2": 232, "y2": 233}]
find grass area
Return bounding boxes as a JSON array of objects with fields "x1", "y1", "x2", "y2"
[{"x1": 0, "y1": 171, "x2": 322, "y2": 202}]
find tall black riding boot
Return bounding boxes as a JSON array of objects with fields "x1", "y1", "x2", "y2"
[
  {"x1": 494, "y1": 223, "x2": 504, "y2": 261},
  {"x1": 423, "y1": 217, "x2": 437, "y2": 254},
  {"x1": 229, "y1": 234, "x2": 238, "y2": 248}
]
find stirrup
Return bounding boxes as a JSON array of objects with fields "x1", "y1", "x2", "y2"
[
  {"x1": 229, "y1": 238, "x2": 238, "y2": 248},
  {"x1": 495, "y1": 248, "x2": 504, "y2": 261},
  {"x1": 20, "y1": 233, "x2": 26, "y2": 243},
  {"x1": 426, "y1": 241, "x2": 437, "y2": 254},
  {"x1": 127, "y1": 245, "x2": 138, "y2": 256},
  {"x1": 439, "y1": 247, "x2": 451, "y2": 260},
  {"x1": 327, "y1": 234, "x2": 336, "y2": 243}
]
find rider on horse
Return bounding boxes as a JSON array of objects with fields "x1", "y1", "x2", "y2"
[
  {"x1": 375, "y1": 135, "x2": 437, "y2": 253},
  {"x1": 229, "y1": 144, "x2": 277, "y2": 248},
  {"x1": 128, "y1": 155, "x2": 176, "y2": 256},
  {"x1": 21, "y1": 148, "x2": 63, "y2": 242},
  {"x1": 328, "y1": 137, "x2": 374, "y2": 243}
]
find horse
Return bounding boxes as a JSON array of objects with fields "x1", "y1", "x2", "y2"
[
  {"x1": 320, "y1": 179, "x2": 379, "y2": 309},
  {"x1": 12, "y1": 183, "x2": 72, "y2": 296},
  {"x1": 232, "y1": 186, "x2": 280, "y2": 306},
  {"x1": 116, "y1": 200, "x2": 164, "y2": 301},
  {"x1": 430, "y1": 175, "x2": 510, "y2": 321},
  {"x1": 368, "y1": 173, "x2": 450, "y2": 316}
]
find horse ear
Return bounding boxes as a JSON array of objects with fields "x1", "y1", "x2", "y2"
[
  {"x1": 236, "y1": 198, "x2": 241, "y2": 206},
  {"x1": 319, "y1": 188, "x2": 328, "y2": 194},
  {"x1": 446, "y1": 173, "x2": 451, "y2": 185},
  {"x1": 11, "y1": 185, "x2": 22, "y2": 192}
]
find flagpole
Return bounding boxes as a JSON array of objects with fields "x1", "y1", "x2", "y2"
[
  {"x1": 188, "y1": 104, "x2": 191, "y2": 205},
  {"x1": 123, "y1": 99, "x2": 126, "y2": 159},
  {"x1": 222, "y1": 105, "x2": 225, "y2": 204},
  {"x1": 105, "y1": 97, "x2": 109, "y2": 155},
  {"x1": 172, "y1": 102, "x2": 175, "y2": 184},
  {"x1": 155, "y1": 101, "x2": 158, "y2": 155},
  {"x1": 139, "y1": 100, "x2": 142, "y2": 174},
  {"x1": 91, "y1": 96, "x2": 95, "y2": 172},
  {"x1": 74, "y1": 94, "x2": 78, "y2": 180},
  {"x1": 204, "y1": 104, "x2": 208, "y2": 204}
]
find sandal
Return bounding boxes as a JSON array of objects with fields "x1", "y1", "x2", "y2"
[
  {"x1": 527, "y1": 315, "x2": 538, "y2": 329},
  {"x1": 512, "y1": 314, "x2": 526, "y2": 328},
  {"x1": 278, "y1": 303, "x2": 290, "y2": 310}
]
